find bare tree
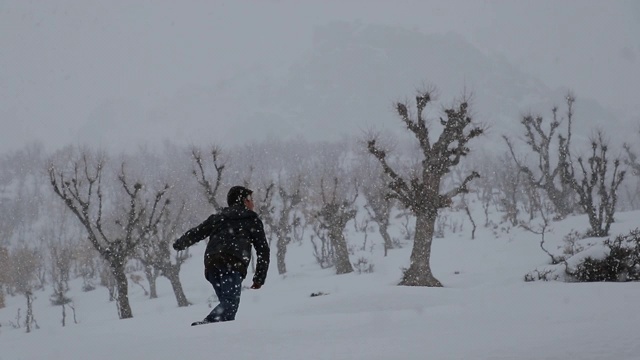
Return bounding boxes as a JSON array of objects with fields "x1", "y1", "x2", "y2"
[
  {"x1": 312, "y1": 177, "x2": 357, "y2": 275},
  {"x1": 128, "y1": 179, "x2": 172, "y2": 300},
  {"x1": 504, "y1": 95, "x2": 577, "y2": 219},
  {"x1": 248, "y1": 173, "x2": 306, "y2": 276},
  {"x1": 309, "y1": 230, "x2": 335, "y2": 269},
  {"x1": 495, "y1": 153, "x2": 525, "y2": 226},
  {"x1": 459, "y1": 194, "x2": 477, "y2": 240},
  {"x1": 621, "y1": 138, "x2": 640, "y2": 210},
  {"x1": 48, "y1": 240, "x2": 73, "y2": 327},
  {"x1": 0, "y1": 246, "x2": 9, "y2": 308},
  {"x1": 520, "y1": 193, "x2": 566, "y2": 266},
  {"x1": 8, "y1": 246, "x2": 42, "y2": 332},
  {"x1": 48, "y1": 239, "x2": 73, "y2": 303},
  {"x1": 252, "y1": 181, "x2": 276, "y2": 244},
  {"x1": 237, "y1": 141, "x2": 310, "y2": 276},
  {"x1": 368, "y1": 91, "x2": 482, "y2": 286},
  {"x1": 42, "y1": 201, "x2": 75, "y2": 312},
  {"x1": 137, "y1": 201, "x2": 191, "y2": 307},
  {"x1": 273, "y1": 177, "x2": 303, "y2": 274},
  {"x1": 0, "y1": 170, "x2": 13, "y2": 309},
  {"x1": 192, "y1": 145, "x2": 226, "y2": 212},
  {"x1": 1, "y1": 144, "x2": 48, "y2": 258},
  {"x1": 361, "y1": 172, "x2": 395, "y2": 256},
  {"x1": 0, "y1": 190, "x2": 16, "y2": 254},
  {"x1": 623, "y1": 141, "x2": 640, "y2": 177},
  {"x1": 48, "y1": 151, "x2": 170, "y2": 319},
  {"x1": 469, "y1": 156, "x2": 497, "y2": 227},
  {"x1": 560, "y1": 131, "x2": 625, "y2": 237},
  {"x1": 74, "y1": 241, "x2": 99, "y2": 292},
  {"x1": 353, "y1": 145, "x2": 398, "y2": 256}
]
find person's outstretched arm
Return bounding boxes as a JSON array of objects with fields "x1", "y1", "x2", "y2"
[
  {"x1": 173, "y1": 214, "x2": 219, "y2": 251},
  {"x1": 250, "y1": 218, "x2": 270, "y2": 288}
]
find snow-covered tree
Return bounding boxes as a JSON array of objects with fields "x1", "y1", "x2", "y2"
[
  {"x1": 560, "y1": 131, "x2": 625, "y2": 237},
  {"x1": 48, "y1": 149, "x2": 170, "y2": 319},
  {"x1": 504, "y1": 94, "x2": 577, "y2": 219},
  {"x1": 368, "y1": 91, "x2": 483, "y2": 286}
]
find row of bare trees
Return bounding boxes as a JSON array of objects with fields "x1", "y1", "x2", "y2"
[
  {"x1": 48, "y1": 151, "x2": 181, "y2": 318},
  {"x1": 504, "y1": 93, "x2": 627, "y2": 238},
  {"x1": 1, "y1": 87, "x2": 639, "y2": 324}
]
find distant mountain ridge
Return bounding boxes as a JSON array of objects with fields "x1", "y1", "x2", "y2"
[
  {"x1": 74, "y1": 22, "x2": 628, "y2": 153},
  {"x1": 230, "y1": 22, "x2": 626, "y2": 148}
]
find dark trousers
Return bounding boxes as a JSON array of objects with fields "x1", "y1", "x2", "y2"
[{"x1": 204, "y1": 267, "x2": 243, "y2": 322}]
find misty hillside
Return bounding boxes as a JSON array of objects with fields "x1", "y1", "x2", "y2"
[
  {"x1": 3, "y1": 1, "x2": 638, "y2": 155},
  {"x1": 118, "y1": 22, "x2": 625, "y2": 152},
  {"x1": 263, "y1": 23, "x2": 625, "y2": 146}
]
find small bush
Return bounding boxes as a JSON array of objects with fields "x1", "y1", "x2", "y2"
[
  {"x1": 50, "y1": 293, "x2": 72, "y2": 306},
  {"x1": 352, "y1": 257, "x2": 374, "y2": 274},
  {"x1": 524, "y1": 269, "x2": 558, "y2": 282},
  {"x1": 571, "y1": 229, "x2": 640, "y2": 282},
  {"x1": 561, "y1": 229, "x2": 586, "y2": 256}
]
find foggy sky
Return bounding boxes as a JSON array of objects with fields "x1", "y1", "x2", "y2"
[{"x1": 1, "y1": 0, "x2": 638, "y2": 153}]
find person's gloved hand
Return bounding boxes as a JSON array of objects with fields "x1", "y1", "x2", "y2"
[
  {"x1": 172, "y1": 240, "x2": 185, "y2": 251},
  {"x1": 250, "y1": 282, "x2": 262, "y2": 289}
]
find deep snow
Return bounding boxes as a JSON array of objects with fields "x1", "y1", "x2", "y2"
[{"x1": 1, "y1": 210, "x2": 640, "y2": 360}]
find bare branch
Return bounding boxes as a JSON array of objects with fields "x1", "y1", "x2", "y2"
[
  {"x1": 191, "y1": 145, "x2": 225, "y2": 211},
  {"x1": 366, "y1": 139, "x2": 413, "y2": 206}
]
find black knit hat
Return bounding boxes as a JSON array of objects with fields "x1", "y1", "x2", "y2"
[{"x1": 227, "y1": 186, "x2": 253, "y2": 206}]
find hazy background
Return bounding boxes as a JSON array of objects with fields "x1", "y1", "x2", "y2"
[{"x1": 2, "y1": 0, "x2": 639, "y2": 153}]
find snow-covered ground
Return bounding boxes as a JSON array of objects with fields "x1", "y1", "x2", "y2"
[{"x1": 1, "y1": 210, "x2": 640, "y2": 360}]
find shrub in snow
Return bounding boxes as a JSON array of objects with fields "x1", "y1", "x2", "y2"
[
  {"x1": 560, "y1": 229, "x2": 587, "y2": 257},
  {"x1": 571, "y1": 229, "x2": 640, "y2": 282},
  {"x1": 50, "y1": 292, "x2": 72, "y2": 306},
  {"x1": 81, "y1": 282, "x2": 96, "y2": 292},
  {"x1": 526, "y1": 229, "x2": 640, "y2": 283},
  {"x1": 524, "y1": 269, "x2": 559, "y2": 282},
  {"x1": 352, "y1": 257, "x2": 374, "y2": 274}
]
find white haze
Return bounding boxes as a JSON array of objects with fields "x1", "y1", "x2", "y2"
[{"x1": 1, "y1": 0, "x2": 639, "y2": 153}]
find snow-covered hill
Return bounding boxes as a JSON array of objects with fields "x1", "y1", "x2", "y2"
[
  {"x1": 2, "y1": 208, "x2": 640, "y2": 359},
  {"x1": 76, "y1": 22, "x2": 626, "y2": 158}
]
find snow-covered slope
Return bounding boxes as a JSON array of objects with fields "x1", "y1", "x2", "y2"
[{"x1": 2, "y1": 209, "x2": 640, "y2": 359}]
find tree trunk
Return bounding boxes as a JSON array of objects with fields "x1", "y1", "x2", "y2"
[
  {"x1": 111, "y1": 262, "x2": 133, "y2": 319},
  {"x1": 379, "y1": 222, "x2": 393, "y2": 257},
  {"x1": 583, "y1": 201, "x2": 605, "y2": 237},
  {"x1": 25, "y1": 291, "x2": 33, "y2": 333},
  {"x1": 144, "y1": 265, "x2": 158, "y2": 299},
  {"x1": 546, "y1": 186, "x2": 573, "y2": 219},
  {"x1": 164, "y1": 266, "x2": 190, "y2": 307},
  {"x1": 276, "y1": 235, "x2": 288, "y2": 275},
  {"x1": 276, "y1": 209, "x2": 293, "y2": 275},
  {"x1": 149, "y1": 280, "x2": 157, "y2": 299},
  {"x1": 61, "y1": 303, "x2": 67, "y2": 327},
  {"x1": 330, "y1": 229, "x2": 353, "y2": 275},
  {"x1": 399, "y1": 211, "x2": 442, "y2": 287}
]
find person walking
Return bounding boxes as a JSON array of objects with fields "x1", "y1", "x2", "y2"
[{"x1": 173, "y1": 186, "x2": 270, "y2": 325}]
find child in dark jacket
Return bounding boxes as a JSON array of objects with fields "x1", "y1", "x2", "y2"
[{"x1": 173, "y1": 186, "x2": 270, "y2": 325}]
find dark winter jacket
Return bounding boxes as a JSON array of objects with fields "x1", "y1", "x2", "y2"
[{"x1": 173, "y1": 205, "x2": 270, "y2": 285}]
